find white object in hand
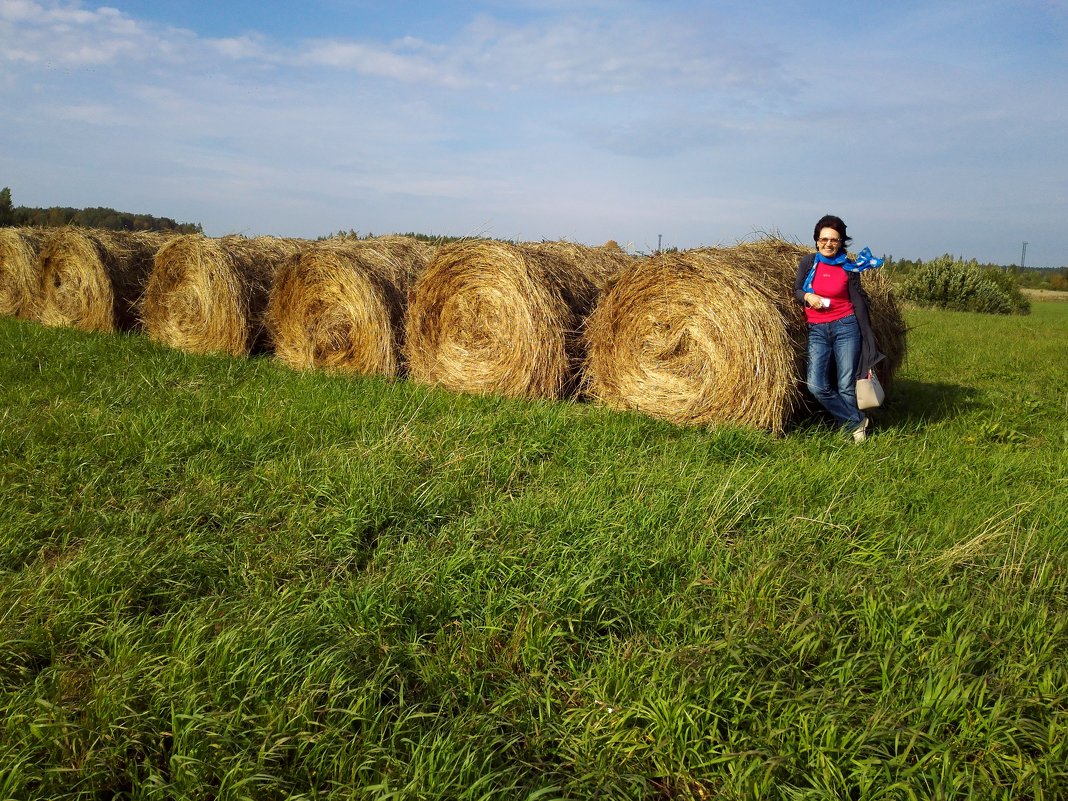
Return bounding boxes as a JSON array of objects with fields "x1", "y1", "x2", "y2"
[{"x1": 821, "y1": 297, "x2": 830, "y2": 308}]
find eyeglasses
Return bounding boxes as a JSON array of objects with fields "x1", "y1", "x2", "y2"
[{"x1": 818, "y1": 238, "x2": 841, "y2": 246}]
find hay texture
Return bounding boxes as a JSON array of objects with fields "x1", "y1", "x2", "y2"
[
  {"x1": 265, "y1": 236, "x2": 434, "y2": 376},
  {"x1": 142, "y1": 234, "x2": 305, "y2": 356},
  {"x1": 38, "y1": 227, "x2": 166, "y2": 332},
  {"x1": 0, "y1": 227, "x2": 45, "y2": 319},
  {"x1": 856, "y1": 268, "x2": 908, "y2": 384},
  {"x1": 405, "y1": 239, "x2": 630, "y2": 399},
  {"x1": 583, "y1": 238, "x2": 907, "y2": 433}
]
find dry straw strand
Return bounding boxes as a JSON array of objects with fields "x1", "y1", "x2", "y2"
[
  {"x1": 583, "y1": 237, "x2": 907, "y2": 433},
  {"x1": 0, "y1": 227, "x2": 45, "y2": 319},
  {"x1": 38, "y1": 227, "x2": 167, "y2": 333},
  {"x1": 142, "y1": 234, "x2": 305, "y2": 356},
  {"x1": 404, "y1": 239, "x2": 631, "y2": 399},
  {"x1": 265, "y1": 235, "x2": 434, "y2": 376}
]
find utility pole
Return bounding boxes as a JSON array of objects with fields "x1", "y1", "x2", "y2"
[
  {"x1": 657, "y1": 234, "x2": 662, "y2": 254},
  {"x1": 1020, "y1": 241, "x2": 1028, "y2": 269}
]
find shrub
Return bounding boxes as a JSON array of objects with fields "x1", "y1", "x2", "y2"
[{"x1": 899, "y1": 255, "x2": 1030, "y2": 315}]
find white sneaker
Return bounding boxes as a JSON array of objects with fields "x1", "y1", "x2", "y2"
[{"x1": 852, "y1": 417, "x2": 870, "y2": 444}]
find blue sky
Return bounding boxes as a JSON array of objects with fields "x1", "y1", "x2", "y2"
[{"x1": 2, "y1": 0, "x2": 1066, "y2": 265}]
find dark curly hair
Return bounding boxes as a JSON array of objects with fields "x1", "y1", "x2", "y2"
[{"x1": 813, "y1": 214, "x2": 852, "y2": 249}]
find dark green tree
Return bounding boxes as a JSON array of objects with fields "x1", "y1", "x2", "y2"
[
  {"x1": 0, "y1": 187, "x2": 13, "y2": 226},
  {"x1": 2, "y1": 190, "x2": 203, "y2": 233}
]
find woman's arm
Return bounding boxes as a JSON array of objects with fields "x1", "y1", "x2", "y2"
[{"x1": 794, "y1": 254, "x2": 821, "y2": 307}]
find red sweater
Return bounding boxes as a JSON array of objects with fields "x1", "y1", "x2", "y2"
[{"x1": 805, "y1": 261, "x2": 856, "y2": 324}]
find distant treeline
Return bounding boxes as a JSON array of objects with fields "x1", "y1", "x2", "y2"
[
  {"x1": 318, "y1": 229, "x2": 503, "y2": 245},
  {"x1": 0, "y1": 187, "x2": 202, "y2": 234}
]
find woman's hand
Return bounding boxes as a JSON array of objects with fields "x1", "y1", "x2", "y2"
[{"x1": 804, "y1": 292, "x2": 825, "y2": 309}]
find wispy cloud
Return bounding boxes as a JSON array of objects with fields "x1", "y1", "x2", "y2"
[
  {"x1": 296, "y1": 38, "x2": 464, "y2": 87},
  {"x1": 0, "y1": 0, "x2": 169, "y2": 65},
  {"x1": 2, "y1": 1, "x2": 792, "y2": 94}
]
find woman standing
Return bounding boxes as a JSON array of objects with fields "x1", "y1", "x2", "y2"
[{"x1": 793, "y1": 214, "x2": 883, "y2": 443}]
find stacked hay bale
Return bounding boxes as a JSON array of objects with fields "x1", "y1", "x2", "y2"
[
  {"x1": 142, "y1": 234, "x2": 305, "y2": 356},
  {"x1": 404, "y1": 239, "x2": 631, "y2": 399},
  {"x1": 583, "y1": 238, "x2": 906, "y2": 433},
  {"x1": 0, "y1": 227, "x2": 46, "y2": 319},
  {"x1": 38, "y1": 227, "x2": 167, "y2": 333},
  {"x1": 857, "y1": 269, "x2": 907, "y2": 384},
  {"x1": 265, "y1": 236, "x2": 434, "y2": 376}
]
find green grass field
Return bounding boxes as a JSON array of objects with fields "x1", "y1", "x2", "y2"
[{"x1": 1, "y1": 303, "x2": 1066, "y2": 800}]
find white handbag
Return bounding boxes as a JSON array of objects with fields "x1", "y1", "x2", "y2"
[{"x1": 856, "y1": 369, "x2": 885, "y2": 410}]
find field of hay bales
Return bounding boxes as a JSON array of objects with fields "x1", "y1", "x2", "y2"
[
  {"x1": 2, "y1": 228, "x2": 910, "y2": 432},
  {"x1": 1, "y1": 294, "x2": 1065, "y2": 799}
]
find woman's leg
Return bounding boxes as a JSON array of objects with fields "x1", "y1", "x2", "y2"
[
  {"x1": 831, "y1": 316, "x2": 865, "y2": 429},
  {"x1": 806, "y1": 318, "x2": 864, "y2": 429},
  {"x1": 806, "y1": 322, "x2": 834, "y2": 403}
]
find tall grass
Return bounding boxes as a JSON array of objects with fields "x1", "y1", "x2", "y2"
[{"x1": 1, "y1": 304, "x2": 1065, "y2": 799}]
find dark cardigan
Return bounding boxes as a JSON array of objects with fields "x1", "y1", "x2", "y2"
[{"x1": 793, "y1": 252, "x2": 884, "y2": 380}]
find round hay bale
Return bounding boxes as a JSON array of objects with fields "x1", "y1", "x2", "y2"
[
  {"x1": 265, "y1": 236, "x2": 435, "y2": 376},
  {"x1": 858, "y1": 269, "x2": 908, "y2": 386},
  {"x1": 585, "y1": 247, "x2": 801, "y2": 432},
  {"x1": 405, "y1": 239, "x2": 631, "y2": 399},
  {"x1": 0, "y1": 227, "x2": 45, "y2": 319},
  {"x1": 142, "y1": 234, "x2": 305, "y2": 356},
  {"x1": 38, "y1": 227, "x2": 166, "y2": 332},
  {"x1": 583, "y1": 237, "x2": 907, "y2": 433},
  {"x1": 527, "y1": 239, "x2": 634, "y2": 292}
]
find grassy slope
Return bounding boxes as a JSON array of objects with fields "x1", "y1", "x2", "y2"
[{"x1": 0, "y1": 304, "x2": 1065, "y2": 800}]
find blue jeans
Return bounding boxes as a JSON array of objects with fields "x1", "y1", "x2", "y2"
[{"x1": 806, "y1": 314, "x2": 864, "y2": 429}]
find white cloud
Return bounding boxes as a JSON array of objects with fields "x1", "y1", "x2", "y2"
[
  {"x1": 297, "y1": 39, "x2": 465, "y2": 87},
  {"x1": 1, "y1": 2, "x2": 790, "y2": 100},
  {"x1": 0, "y1": 0, "x2": 41, "y2": 22},
  {"x1": 0, "y1": 0, "x2": 161, "y2": 65},
  {"x1": 444, "y1": 13, "x2": 790, "y2": 95},
  {"x1": 52, "y1": 101, "x2": 132, "y2": 125},
  {"x1": 209, "y1": 35, "x2": 270, "y2": 61}
]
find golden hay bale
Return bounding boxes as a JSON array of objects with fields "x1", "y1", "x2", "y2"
[
  {"x1": 527, "y1": 239, "x2": 635, "y2": 290},
  {"x1": 583, "y1": 238, "x2": 907, "y2": 433},
  {"x1": 142, "y1": 234, "x2": 305, "y2": 356},
  {"x1": 265, "y1": 236, "x2": 435, "y2": 376},
  {"x1": 584, "y1": 248, "x2": 801, "y2": 432},
  {"x1": 0, "y1": 227, "x2": 45, "y2": 319},
  {"x1": 405, "y1": 239, "x2": 631, "y2": 399},
  {"x1": 858, "y1": 269, "x2": 908, "y2": 385},
  {"x1": 38, "y1": 227, "x2": 167, "y2": 333}
]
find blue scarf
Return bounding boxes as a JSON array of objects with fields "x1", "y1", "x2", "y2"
[{"x1": 803, "y1": 246, "x2": 884, "y2": 294}]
